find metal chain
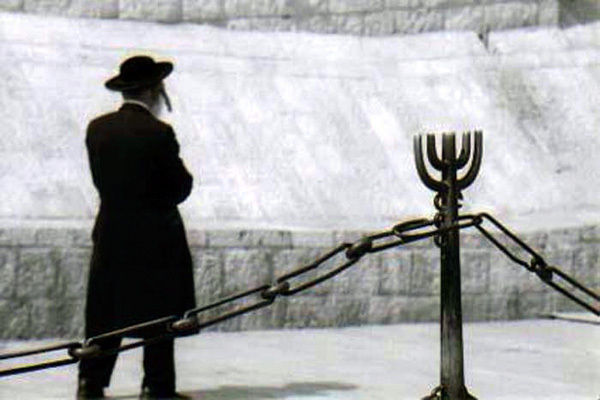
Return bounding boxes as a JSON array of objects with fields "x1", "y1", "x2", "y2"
[
  {"x1": 1, "y1": 212, "x2": 598, "y2": 378},
  {"x1": 473, "y1": 213, "x2": 600, "y2": 316}
]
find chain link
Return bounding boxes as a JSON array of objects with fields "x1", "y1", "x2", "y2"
[{"x1": 1, "y1": 212, "x2": 598, "y2": 378}]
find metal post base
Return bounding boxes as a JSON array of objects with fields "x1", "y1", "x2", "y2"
[{"x1": 421, "y1": 385, "x2": 478, "y2": 400}]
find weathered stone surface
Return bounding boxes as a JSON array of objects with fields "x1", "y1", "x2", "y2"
[
  {"x1": 0, "y1": 249, "x2": 17, "y2": 299},
  {"x1": 119, "y1": 0, "x2": 182, "y2": 22},
  {"x1": 404, "y1": 295, "x2": 438, "y2": 321},
  {"x1": 325, "y1": 295, "x2": 370, "y2": 326},
  {"x1": 207, "y1": 229, "x2": 292, "y2": 248},
  {"x1": 330, "y1": 253, "x2": 379, "y2": 295},
  {"x1": 462, "y1": 294, "x2": 491, "y2": 321},
  {"x1": 410, "y1": 249, "x2": 440, "y2": 295},
  {"x1": 328, "y1": 13, "x2": 365, "y2": 35},
  {"x1": 368, "y1": 295, "x2": 411, "y2": 324},
  {"x1": 483, "y1": 1, "x2": 538, "y2": 30},
  {"x1": 183, "y1": 0, "x2": 224, "y2": 21},
  {"x1": 490, "y1": 290, "x2": 554, "y2": 320},
  {"x1": 23, "y1": 0, "x2": 68, "y2": 14},
  {"x1": 291, "y1": 230, "x2": 334, "y2": 248},
  {"x1": 242, "y1": 16, "x2": 297, "y2": 31},
  {"x1": 421, "y1": 0, "x2": 477, "y2": 6},
  {"x1": 0, "y1": 228, "x2": 36, "y2": 246},
  {"x1": 16, "y1": 248, "x2": 59, "y2": 299},
  {"x1": 186, "y1": 230, "x2": 208, "y2": 247},
  {"x1": 0, "y1": 299, "x2": 30, "y2": 339},
  {"x1": 222, "y1": 249, "x2": 272, "y2": 296},
  {"x1": 363, "y1": 11, "x2": 395, "y2": 35},
  {"x1": 571, "y1": 244, "x2": 600, "y2": 284},
  {"x1": 394, "y1": 8, "x2": 444, "y2": 33},
  {"x1": 294, "y1": 0, "x2": 328, "y2": 17},
  {"x1": 66, "y1": 0, "x2": 119, "y2": 18},
  {"x1": 192, "y1": 249, "x2": 223, "y2": 304},
  {"x1": 444, "y1": 4, "x2": 484, "y2": 31},
  {"x1": 283, "y1": 295, "x2": 328, "y2": 328},
  {"x1": 378, "y1": 250, "x2": 411, "y2": 295},
  {"x1": 461, "y1": 250, "x2": 490, "y2": 294},
  {"x1": 56, "y1": 248, "x2": 90, "y2": 299},
  {"x1": 0, "y1": 0, "x2": 23, "y2": 11},
  {"x1": 55, "y1": 297, "x2": 85, "y2": 338},
  {"x1": 272, "y1": 248, "x2": 331, "y2": 296},
  {"x1": 224, "y1": 0, "x2": 294, "y2": 18},
  {"x1": 35, "y1": 228, "x2": 74, "y2": 246},
  {"x1": 538, "y1": 0, "x2": 559, "y2": 26},
  {"x1": 385, "y1": 0, "x2": 421, "y2": 8},
  {"x1": 330, "y1": 0, "x2": 383, "y2": 14}
]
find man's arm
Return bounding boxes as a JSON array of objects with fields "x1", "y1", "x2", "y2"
[{"x1": 154, "y1": 126, "x2": 193, "y2": 205}]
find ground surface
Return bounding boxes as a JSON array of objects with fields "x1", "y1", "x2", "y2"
[{"x1": 1, "y1": 317, "x2": 598, "y2": 399}]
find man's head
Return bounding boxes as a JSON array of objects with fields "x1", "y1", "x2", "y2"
[{"x1": 105, "y1": 55, "x2": 173, "y2": 114}]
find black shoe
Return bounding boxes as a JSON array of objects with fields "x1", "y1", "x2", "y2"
[
  {"x1": 76, "y1": 378, "x2": 105, "y2": 399},
  {"x1": 139, "y1": 386, "x2": 191, "y2": 399}
]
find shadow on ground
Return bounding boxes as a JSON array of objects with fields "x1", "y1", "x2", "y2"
[{"x1": 111, "y1": 382, "x2": 357, "y2": 399}]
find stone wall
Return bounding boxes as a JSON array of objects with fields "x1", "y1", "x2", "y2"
[
  {"x1": 1, "y1": 223, "x2": 598, "y2": 339},
  {"x1": 0, "y1": 0, "x2": 561, "y2": 35}
]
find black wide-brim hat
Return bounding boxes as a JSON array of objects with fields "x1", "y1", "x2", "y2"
[{"x1": 105, "y1": 55, "x2": 173, "y2": 92}]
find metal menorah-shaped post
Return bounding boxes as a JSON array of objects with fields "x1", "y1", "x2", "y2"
[{"x1": 414, "y1": 131, "x2": 482, "y2": 400}]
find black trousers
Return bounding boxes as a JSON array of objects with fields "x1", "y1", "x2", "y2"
[{"x1": 78, "y1": 337, "x2": 175, "y2": 392}]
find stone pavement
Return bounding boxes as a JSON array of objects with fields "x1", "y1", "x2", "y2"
[{"x1": 1, "y1": 317, "x2": 599, "y2": 399}]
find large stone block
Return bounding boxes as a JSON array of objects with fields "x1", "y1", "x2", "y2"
[
  {"x1": 183, "y1": 0, "x2": 224, "y2": 21},
  {"x1": 368, "y1": 295, "x2": 411, "y2": 324},
  {"x1": 571, "y1": 244, "x2": 600, "y2": 286},
  {"x1": 272, "y1": 248, "x2": 332, "y2": 296},
  {"x1": 363, "y1": 11, "x2": 395, "y2": 35},
  {"x1": 329, "y1": 0, "x2": 383, "y2": 14},
  {"x1": 282, "y1": 295, "x2": 329, "y2": 328},
  {"x1": 461, "y1": 250, "x2": 490, "y2": 294},
  {"x1": 0, "y1": 0, "x2": 23, "y2": 11},
  {"x1": 404, "y1": 295, "x2": 439, "y2": 322},
  {"x1": 56, "y1": 248, "x2": 91, "y2": 299},
  {"x1": 0, "y1": 299, "x2": 30, "y2": 339},
  {"x1": 291, "y1": 230, "x2": 334, "y2": 249},
  {"x1": 222, "y1": 249, "x2": 272, "y2": 296},
  {"x1": 327, "y1": 13, "x2": 365, "y2": 35},
  {"x1": 16, "y1": 248, "x2": 59, "y2": 299},
  {"x1": 330, "y1": 253, "x2": 379, "y2": 296},
  {"x1": 483, "y1": 1, "x2": 538, "y2": 30},
  {"x1": 0, "y1": 249, "x2": 17, "y2": 299},
  {"x1": 385, "y1": 0, "x2": 420, "y2": 8},
  {"x1": 119, "y1": 0, "x2": 183, "y2": 23},
  {"x1": 23, "y1": 0, "x2": 68, "y2": 14},
  {"x1": 66, "y1": 0, "x2": 119, "y2": 18},
  {"x1": 325, "y1": 295, "x2": 370, "y2": 326},
  {"x1": 410, "y1": 249, "x2": 440, "y2": 295},
  {"x1": 207, "y1": 229, "x2": 292, "y2": 248},
  {"x1": 0, "y1": 228, "x2": 36, "y2": 246},
  {"x1": 394, "y1": 8, "x2": 444, "y2": 34},
  {"x1": 294, "y1": 0, "x2": 328, "y2": 17},
  {"x1": 378, "y1": 249, "x2": 411, "y2": 295},
  {"x1": 444, "y1": 5, "x2": 484, "y2": 31},
  {"x1": 462, "y1": 294, "x2": 491, "y2": 321},
  {"x1": 489, "y1": 290, "x2": 554, "y2": 320},
  {"x1": 538, "y1": 0, "x2": 559, "y2": 26},
  {"x1": 224, "y1": 0, "x2": 294, "y2": 18},
  {"x1": 192, "y1": 249, "x2": 224, "y2": 304},
  {"x1": 55, "y1": 297, "x2": 85, "y2": 338}
]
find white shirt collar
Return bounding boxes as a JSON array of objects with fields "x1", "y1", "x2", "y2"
[{"x1": 122, "y1": 99, "x2": 155, "y2": 115}]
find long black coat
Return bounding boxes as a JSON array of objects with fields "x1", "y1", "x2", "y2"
[{"x1": 85, "y1": 103, "x2": 196, "y2": 338}]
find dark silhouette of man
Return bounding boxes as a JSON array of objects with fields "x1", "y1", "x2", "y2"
[{"x1": 78, "y1": 55, "x2": 195, "y2": 399}]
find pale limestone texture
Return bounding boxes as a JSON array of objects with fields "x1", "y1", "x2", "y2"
[
  {"x1": 0, "y1": 223, "x2": 598, "y2": 339},
  {"x1": 0, "y1": 0, "x2": 565, "y2": 34},
  {"x1": 119, "y1": 0, "x2": 182, "y2": 22}
]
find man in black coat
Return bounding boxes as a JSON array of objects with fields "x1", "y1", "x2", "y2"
[{"x1": 78, "y1": 55, "x2": 196, "y2": 399}]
